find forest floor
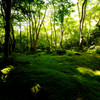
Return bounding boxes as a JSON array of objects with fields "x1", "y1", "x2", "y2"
[{"x1": 0, "y1": 50, "x2": 100, "y2": 100}]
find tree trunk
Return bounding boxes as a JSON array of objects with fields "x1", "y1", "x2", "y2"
[
  {"x1": 4, "y1": 0, "x2": 11, "y2": 58},
  {"x1": 50, "y1": 15, "x2": 53, "y2": 50},
  {"x1": 79, "y1": 19, "x2": 83, "y2": 49},
  {"x1": 27, "y1": 21, "x2": 29, "y2": 51},
  {"x1": 20, "y1": 22, "x2": 22, "y2": 52},
  {"x1": 32, "y1": 7, "x2": 47, "y2": 53},
  {"x1": 77, "y1": 0, "x2": 87, "y2": 49},
  {"x1": 43, "y1": 23, "x2": 50, "y2": 46},
  {"x1": 29, "y1": 0, "x2": 32, "y2": 51},
  {"x1": 9, "y1": 35, "x2": 12, "y2": 55},
  {"x1": 60, "y1": 22, "x2": 63, "y2": 49},
  {"x1": 33, "y1": 41, "x2": 37, "y2": 53},
  {"x1": 53, "y1": 5, "x2": 57, "y2": 50},
  {"x1": 11, "y1": 23, "x2": 15, "y2": 51},
  {"x1": 29, "y1": 19, "x2": 32, "y2": 51}
]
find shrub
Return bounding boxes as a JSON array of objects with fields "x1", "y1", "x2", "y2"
[
  {"x1": 68, "y1": 53, "x2": 74, "y2": 56},
  {"x1": 89, "y1": 45, "x2": 95, "y2": 50},
  {"x1": 96, "y1": 49, "x2": 100, "y2": 54},
  {"x1": 56, "y1": 50, "x2": 66, "y2": 55},
  {"x1": 46, "y1": 47, "x2": 51, "y2": 54},
  {"x1": 74, "y1": 52, "x2": 81, "y2": 55}
]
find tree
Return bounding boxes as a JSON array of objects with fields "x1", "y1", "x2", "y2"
[
  {"x1": 2, "y1": 0, "x2": 11, "y2": 58},
  {"x1": 50, "y1": 11, "x2": 53, "y2": 50},
  {"x1": 77, "y1": 0, "x2": 88, "y2": 49},
  {"x1": 57, "y1": 0, "x2": 73, "y2": 49},
  {"x1": 31, "y1": 1, "x2": 48, "y2": 52}
]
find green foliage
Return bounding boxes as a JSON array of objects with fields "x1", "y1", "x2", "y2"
[
  {"x1": 95, "y1": 46, "x2": 100, "y2": 54},
  {"x1": 92, "y1": 27, "x2": 100, "y2": 33},
  {"x1": 87, "y1": 46, "x2": 100, "y2": 54},
  {"x1": 96, "y1": 49, "x2": 100, "y2": 54}
]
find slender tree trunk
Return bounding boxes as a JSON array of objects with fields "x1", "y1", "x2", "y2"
[
  {"x1": 29, "y1": 19, "x2": 32, "y2": 50},
  {"x1": 50, "y1": 15, "x2": 53, "y2": 50},
  {"x1": 29, "y1": 0, "x2": 32, "y2": 51},
  {"x1": 9, "y1": 35, "x2": 12, "y2": 55},
  {"x1": 77, "y1": 0, "x2": 80, "y2": 34},
  {"x1": 53, "y1": 5, "x2": 57, "y2": 50},
  {"x1": 4, "y1": 0, "x2": 11, "y2": 58},
  {"x1": 20, "y1": 22, "x2": 22, "y2": 53},
  {"x1": 43, "y1": 23, "x2": 50, "y2": 51},
  {"x1": 43, "y1": 23, "x2": 50, "y2": 45},
  {"x1": 79, "y1": 20, "x2": 83, "y2": 49},
  {"x1": 33, "y1": 41, "x2": 37, "y2": 53},
  {"x1": 11, "y1": 23, "x2": 15, "y2": 51},
  {"x1": 60, "y1": 22, "x2": 64, "y2": 49},
  {"x1": 77, "y1": 0, "x2": 87, "y2": 49},
  {"x1": 85, "y1": 22, "x2": 88, "y2": 46},
  {"x1": 33, "y1": 7, "x2": 47, "y2": 53},
  {"x1": 32, "y1": 18, "x2": 34, "y2": 50},
  {"x1": 27, "y1": 21, "x2": 29, "y2": 51}
]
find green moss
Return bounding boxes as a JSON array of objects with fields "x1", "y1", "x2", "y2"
[{"x1": 0, "y1": 51, "x2": 100, "y2": 100}]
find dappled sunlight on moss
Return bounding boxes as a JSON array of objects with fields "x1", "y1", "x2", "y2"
[
  {"x1": 76, "y1": 67, "x2": 100, "y2": 76},
  {"x1": 87, "y1": 49, "x2": 96, "y2": 54},
  {"x1": 31, "y1": 84, "x2": 41, "y2": 95},
  {"x1": 1, "y1": 65, "x2": 14, "y2": 74},
  {"x1": 94, "y1": 70, "x2": 100, "y2": 75},
  {"x1": 0, "y1": 56, "x2": 2, "y2": 58},
  {"x1": 1, "y1": 65, "x2": 14, "y2": 82},
  {"x1": 0, "y1": 52, "x2": 99, "y2": 100}
]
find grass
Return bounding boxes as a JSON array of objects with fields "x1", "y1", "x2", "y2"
[{"x1": 0, "y1": 50, "x2": 100, "y2": 100}]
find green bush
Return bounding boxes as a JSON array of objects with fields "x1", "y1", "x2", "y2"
[
  {"x1": 56, "y1": 50, "x2": 66, "y2": 55},
  {"x1": 89, "y1": 45, "x2": 95, "y2": 50},
  {"x1": 68, "y1": 53, "x2": 74, "y2": 56},
  {"x1": 96, "y1": 49, "x2": 100, "y2": 54}
]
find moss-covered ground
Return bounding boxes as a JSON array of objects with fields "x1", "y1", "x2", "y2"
[{"x1": 0, "y1": 50, "x2": 100, "y2": 100}]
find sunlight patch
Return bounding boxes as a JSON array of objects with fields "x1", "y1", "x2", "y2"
[
  {"x1": 77, "y1": 67, "x2": 94, "y2": 75},
  {"x1": 76, "y1": 67, "x2": 100, "y2": 76},
  {"x1": 1, "y1": 65, "x2": 14, "y2": 82},
  {"x1": 1, "y1": 65, "x2": 14, "y2": 74},
  {"x1": 31, "y1": 84, "x2": 41, "y2": 95},
  {"x1": 94, "y1": 70, "x2": 100, "y2": 75},
  {"x1": 0, "y1": 56, "x2": 2, "y2": 58}
]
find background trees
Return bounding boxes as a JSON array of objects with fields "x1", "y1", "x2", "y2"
[{"x1": 0, "y1": 0, "x2": 100, "y2": 58}]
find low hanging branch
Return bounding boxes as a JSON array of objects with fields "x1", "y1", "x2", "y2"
[{"x1": 37, "y1": 7, "x2": 47, "y2": 39}]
